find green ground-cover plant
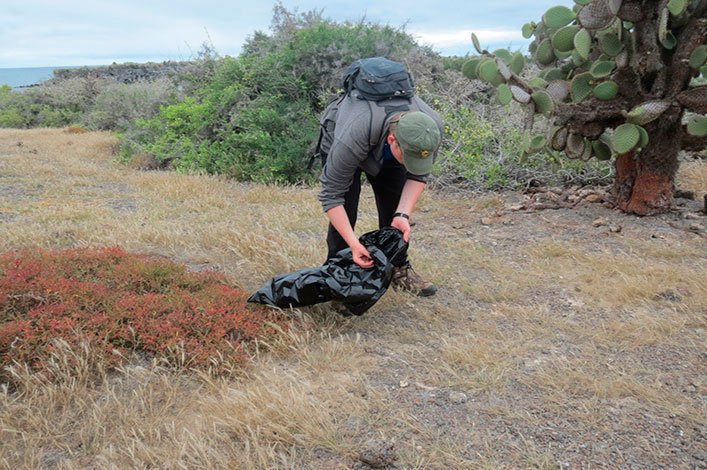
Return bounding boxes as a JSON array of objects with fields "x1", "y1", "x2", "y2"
[{"x1": 0, "y1": 247, "x2": 290, "y2": 385}]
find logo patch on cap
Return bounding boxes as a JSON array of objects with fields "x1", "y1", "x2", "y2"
[{"x1": 421, "y1": 149, "x2": 430, "y2": 158}]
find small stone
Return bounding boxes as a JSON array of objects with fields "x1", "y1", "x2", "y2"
[
  {"x1": 399, "y1": 380, "x2": 409, "y2": 388},
  {"x1": 657, "y1": 290, "x2": 682, "y2": 302},
  {"x1": 452, "y1": 222, "x2": 464, "y2": 229},
  {"x1": 508, "y1": 204, "x2": 525, "y2": 211},
  {"x1": 683, "y1": 212, "x2": 701, "y2": 220},
  {"x1": 608, "y1": 224, "x2": 622, "y2": 233},
  {"x1": 593, "y1": 218, "x2": 608, "y2": 227},
  {"x1": 449, "y1": 391, "x2": 468, "y2": 404},
  {"x1": 358, "y1": 440, "x2": 397, "y2": 468},
  {"x1": 584, "y1": 194, "x2": 603, "y2": 203},
  {"x1": 688, "y1": 223, "x2": 703, "y2": 233},
  {"x1": 674, "y1": 189, "x2": 695, "y2": 200},
  {"x1": 480, "y1": 217, "x2": 494, "y2": 226}
]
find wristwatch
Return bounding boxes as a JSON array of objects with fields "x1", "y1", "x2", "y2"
[{"x1": 392, "y1": 212, "x2": 409, "y2": 220}]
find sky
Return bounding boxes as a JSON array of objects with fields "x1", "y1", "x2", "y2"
[{"x1": 1, "y1": 0, "x2": 574, "y2": 68}]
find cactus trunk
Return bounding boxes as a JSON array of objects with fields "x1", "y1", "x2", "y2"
[{"x1": 612, "y1": 117, "x2": 681, "y2": 215}]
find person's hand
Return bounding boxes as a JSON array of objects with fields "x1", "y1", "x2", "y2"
[
  {"x1": 391, "y1": 215, "x2": 411, "y2": 242},
  {"x1": 351, "y1": 242, "x2": 374, "y2": 268}
]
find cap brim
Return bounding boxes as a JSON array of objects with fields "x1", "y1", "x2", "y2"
[{"x1": 401, "y1": 147, "x2": 433, "y2": 175}]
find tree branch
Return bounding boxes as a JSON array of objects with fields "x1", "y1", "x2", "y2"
[
  {"x1": 669, "y1": 17, "x2": 707, "y2": 96},
  {"x1": 554, "y1": 101, "x2": 627, "y2": 129}
]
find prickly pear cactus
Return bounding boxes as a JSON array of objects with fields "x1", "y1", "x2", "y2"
[{"x1": 464, "y1": 0, "x2": 707, "y2": 215}]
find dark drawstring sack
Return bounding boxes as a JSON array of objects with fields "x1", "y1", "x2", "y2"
[{"x1": 247, "y1": 227, "x2": 407, "y2": 316}]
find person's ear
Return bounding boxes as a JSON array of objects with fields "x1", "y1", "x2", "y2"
[{"x1": 387, "y1": 133, "x2": 396, "y2": 146}]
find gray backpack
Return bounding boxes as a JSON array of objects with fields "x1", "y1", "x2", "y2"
[{"x1": 308, "y1": 57, "x2": 415, "y2": 169}]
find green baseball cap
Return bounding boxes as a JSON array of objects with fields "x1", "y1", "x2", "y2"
[{"x1": 396, "y1": 112, "x2": 441, "y2": 175}]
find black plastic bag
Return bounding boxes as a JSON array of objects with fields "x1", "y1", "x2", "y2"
[{"x1": 247, "y1": 227, "x2": 407, "y2": 316}]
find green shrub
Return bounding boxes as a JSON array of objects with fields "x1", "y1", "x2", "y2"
[{"x1": 84, "y1": 78, "x2": 177, "y2": 131}]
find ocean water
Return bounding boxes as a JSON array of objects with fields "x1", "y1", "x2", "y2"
[{"x1": 0, "y1": 66, "x2": 78, "y2": 89}]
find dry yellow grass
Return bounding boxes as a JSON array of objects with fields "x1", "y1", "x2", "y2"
[{"x1": 1, "y1": 129, "x2": 705, "y2": 468}]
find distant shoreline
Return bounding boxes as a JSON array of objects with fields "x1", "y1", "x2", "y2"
[{"x1": 0, "y1": 66, "x2": 82, "y2": 89}]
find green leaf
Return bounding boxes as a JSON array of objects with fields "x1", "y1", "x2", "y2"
[{"x1": 522, "y1": 22, "x2": 536, "y2": 39}]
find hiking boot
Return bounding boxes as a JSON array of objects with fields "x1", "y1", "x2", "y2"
[
  {"x1": 391, "y1": 265, "x2": 437, "y2": 297},
  {"x1": 330, "y1": 301, "x2": 354, "y2": 317}
]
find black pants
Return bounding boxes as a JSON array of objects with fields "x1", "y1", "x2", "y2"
[{"x1": 326, "y1": 160, "x2": 409, "y2": 266}]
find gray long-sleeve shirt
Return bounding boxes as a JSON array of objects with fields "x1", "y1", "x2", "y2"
[{"x1": 318, "y1": 91, "x2": 443, "y2": 212}]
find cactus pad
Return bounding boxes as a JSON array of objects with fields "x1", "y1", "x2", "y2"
[
  {"x1": 529, "y1": 77, "x2": 549, "y2": 89},
  {"x1": 530, "y1": 134, "x2": 546, "y2": 150},
  {"x1": 637, "y1": 125, "x2": 649, "y2": 148},
  {"x1": 462, "y1": 58, "x2": 482, "y2": 79},
  {"x1": 542, "y1": 68, "x2": 565, "y2": 81},
  {"x1": 547, "y1": 80, "x2": 570, "y2": 102},
  {"x1": 478, "y1": 59, "x2": 504, "y2": 85},
  {"x1": 612, "y1": 123, "x2": 640, "y2": 154},
  {"x1": 590, "y1": 60, "x2": 616, "y2": 78},
  {"x1": 578, "y1": 0, "x2": 616, "y2": 30},
  {"x1": 510, "y1": 53, "x2": 526, "y2": 75},
  {"x1": 493, "y1": 49, "x2": 514, "y2": 64},
  {"x1": 531, "y1": 90, "x2": 555, "y2": 116},
  {"x1": 574, "y1": 28, "x2": 592, "y2": 60},
  {"x1": 667, "y1": 0, "x2": 688, "y2": 16},
  {"x1": 598, "y1": 32, "x2": 623, "y2": 57},
  {"x1": 626, "y1": 101, "x2": 671, "y2": 125},
  {"x1": 687, "y1": 116, "x2": 707, "y2": 137},
  {"x1": 593, "y1": 80, "x2": 619, "y2": 100},
  {"x1": 566, "y1": 133, "x2": 586, "y2": 158},
  {"x1": 552, "y1": 25, "x2": 581, "y2": 53},
  {"x1": 522, "y1": 22, "x2": 536, "y2": 39},
  {"x1": 471, "y1": 32, "x2": 482, "y2": 54},
  {"x1": 510, "y1": 85, "x2": 531, "y2": 103},
  {"x1": 536, "y1": 38, "x2": 556, "y2": 66},
  {"x1": 591, "y1": 139, "x2": 612, "y2": 160},
  {"x1": 543, "y1": 6, "x2": 577, "y2": 29},
  {"x1": 571, "y1": 72, "x2": 593, "y2": 102},
  {"x1": 551, "y1": 126, "x2": 569, "y2": 150},
  {"x1": 659, "y1": 8, "x2": 669, "y2": 43},
  {"x1": 497, "y1": 84, "x2": 513, "y2": 105},
  {"x1": 689, "y1": 45, "x2": 707, "y2": 69}
]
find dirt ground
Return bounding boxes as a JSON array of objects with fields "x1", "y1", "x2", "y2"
[
  {"x1": 326, "y1": 180, "x2": 706, "y2": 469},
  {"x1": 0, "y1": 129, "x2": 705, "y2": 469}
]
